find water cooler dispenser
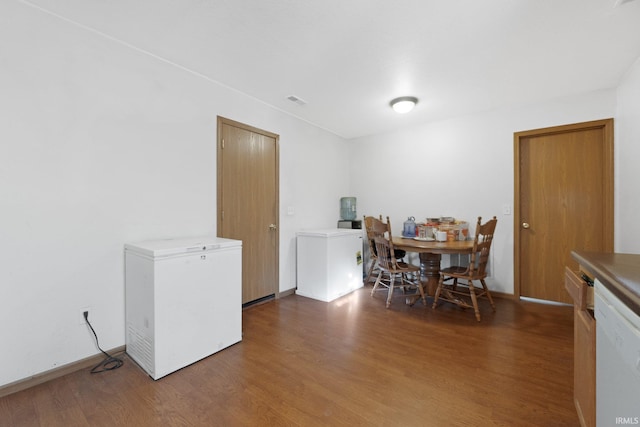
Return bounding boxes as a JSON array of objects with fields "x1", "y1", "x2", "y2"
[{"x1": 337, "y1": 197, "x2": 362, "y2": 229}]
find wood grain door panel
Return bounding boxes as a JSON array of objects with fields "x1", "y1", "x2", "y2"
[
  {"x1": 515, "y1": 119, "x2": 613, "y2": 303},
  {"x1": 217, "y1": 117, "x2": 279, "y2": 304}
]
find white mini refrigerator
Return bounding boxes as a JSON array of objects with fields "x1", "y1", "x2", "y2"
[
  {"x1": 296, "y1": 228, "x2": 363, "y2": 302},
  {"x1": 125, "y1": 236, "x2": 242, "y2": 380}
]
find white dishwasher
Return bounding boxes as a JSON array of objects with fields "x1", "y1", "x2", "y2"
[
  {"x1": 594, "y1": 279, "x2": 640, "y2": 425},
  {"x1": 125, "y1": 236, "x2": 242, "y2": 380}
]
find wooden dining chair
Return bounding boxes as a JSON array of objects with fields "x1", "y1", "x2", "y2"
[
  {"x1": 363, "y1": 215, "x2": 385, "y2": 284},
  {"x1": 363, "y1": 215, "x2": 406, "y2": 284},
  {"x1": 371, "y1": 217, "x2": 425, "y2": 308},
  {"x1": 432, "y1": 216, "x2": 498, "y2": 321}
]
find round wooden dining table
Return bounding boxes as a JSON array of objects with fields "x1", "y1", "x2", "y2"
[{"x1": 392, "y1": 236, "x2": 475, "y2": 296}]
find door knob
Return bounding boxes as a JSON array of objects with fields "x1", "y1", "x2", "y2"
[
  {"x1": 269, "y1": 224, "x2": 277, "y2": 231},
  {"x1": 522, "y1": 222, "x2": 530, "y2": 229}
]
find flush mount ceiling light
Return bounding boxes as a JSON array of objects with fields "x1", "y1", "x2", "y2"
[{"x1": 390, "y1": 96, "x2": 418, "y2": 114}]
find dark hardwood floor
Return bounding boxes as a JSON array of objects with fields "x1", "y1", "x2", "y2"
[{"x1": 0, "y1": 287, "x2": 579, "y2": 426}]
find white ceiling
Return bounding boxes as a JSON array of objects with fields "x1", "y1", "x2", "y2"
[{"x1": 22, "y1": 0, "x2": 640, "y2": 139}]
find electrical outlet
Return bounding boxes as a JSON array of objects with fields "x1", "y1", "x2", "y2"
[{"x1": 80, "y1": 307, "x2": 91, "y2": 325}]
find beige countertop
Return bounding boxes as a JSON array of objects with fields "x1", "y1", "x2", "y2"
[{"x1": 571, "y1": 251, "x2": 640, "y2": 316}]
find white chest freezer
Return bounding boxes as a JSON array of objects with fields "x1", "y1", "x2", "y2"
[
  {"x1": 296, "y1": 228, "x2": 363, "y2": 302},
  {"x1": 125, "y1": 236, "x2": 242, "y2": 380}
]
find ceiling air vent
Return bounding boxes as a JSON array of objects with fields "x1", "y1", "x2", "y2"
[{"x1": 287, "y1": 95, "x2": 307, "y2": 106}]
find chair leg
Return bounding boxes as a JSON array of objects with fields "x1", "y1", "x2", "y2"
[
  {"x1": 371, "y1": 271, "x2": 383, "y2": 296},
  {"x1": 468, "y1": 280, "x2": 481, "y2": 321},
  {"x1": 481, "y1": 279, "x2": 496, "y2": 311},
  {"x1": 386, "y1": 274, "x2": 395, "y2": 308},
  {"x1": 365, "y1": 260, "x2": 379, "y2": 284},
  {"x1": 404, "y1": 272, "x2": 417, "y2": 293},
  {"x1": 365, "y1": 263, "x2": 373, "y2": 284},
  {"x1": 432, "y1": 275, "x2": 444, "y2": 309},
  {"x1": 365, "y1": 262, "x2": 372, "y2": 284}
]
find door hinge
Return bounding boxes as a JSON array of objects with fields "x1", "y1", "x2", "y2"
[
  {"x1": 221, "y1": 210, "x2": 224, "y2": 220},
  {"x1": 221, "y1": 139, "x2": 225, "y2": 149}
]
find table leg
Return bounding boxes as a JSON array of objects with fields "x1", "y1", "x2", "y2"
[{"x1": 419, "y1": 252, "x2": 441, "y2": 297}]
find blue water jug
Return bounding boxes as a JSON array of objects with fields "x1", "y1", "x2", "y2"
[
  {"x1": 340, "y1": 197, "x2": 357, "y2": 220},
  {"x1": 403, "y1": 216, "x2": 416, "y2": 237}
]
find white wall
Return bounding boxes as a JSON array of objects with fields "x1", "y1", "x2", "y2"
[
  {"x1": 2, "y1": 0, "x2": 638, "y2": 390},
  {"x1": 348, "y1": 90, "x2": 618, "y2": 295},
  {"x1": 615, "y1": 57, "x2": 640, "y2": 254},
  {"x1": 0, "y1": 2, "x2": 349, "y2": 387}
]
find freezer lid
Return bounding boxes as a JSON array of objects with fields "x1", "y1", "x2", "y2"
[
  {"x1": 125, "y1": 236, "x2": 242, "y2": 257},
  {"x1": 296, "y1": 228, "x2": 363, "y2": 238}
]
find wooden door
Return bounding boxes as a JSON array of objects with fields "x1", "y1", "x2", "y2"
[
  {"x1": 514, "y1": 119, "x2": 613, "y2": 304},
  {"x1": 217, "y1": 117, "x2": 279, "y2": 305}
]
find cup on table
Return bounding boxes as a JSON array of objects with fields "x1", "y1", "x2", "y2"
[{"x1": 436, "y1": 231, "x2": 447, "y2": 242}]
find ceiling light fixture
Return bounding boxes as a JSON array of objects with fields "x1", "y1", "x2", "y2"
[{"x1": 390, "y1": 96, "x2": 418, "y2": 114}]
